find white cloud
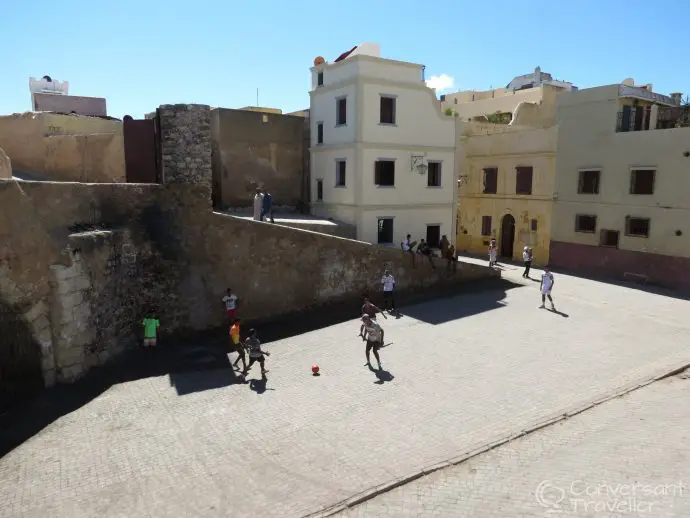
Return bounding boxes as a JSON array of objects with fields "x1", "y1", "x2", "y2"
[{"x1": 425, "y1": 74, "x2": 455, "y2": 93}]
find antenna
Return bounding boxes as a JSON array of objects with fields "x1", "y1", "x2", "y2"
[{"x1": 256, "y1": 88, "x2": 259, "y2": 107}]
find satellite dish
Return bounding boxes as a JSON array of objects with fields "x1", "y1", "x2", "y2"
[{"x1": 42, "y1": 75, "x2": 52, "y2": 82}]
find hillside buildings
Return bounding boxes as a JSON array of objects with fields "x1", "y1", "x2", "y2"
[{"x1": 309, "y1": 43, "x2": 456, "y2": 247}]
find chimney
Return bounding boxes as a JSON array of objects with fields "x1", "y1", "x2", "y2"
[{"x1": 670, "y1": 92, "x2": 683, "y2": 105}]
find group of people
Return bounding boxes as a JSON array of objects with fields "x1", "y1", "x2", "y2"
[
  {"x1": 223, "y1": 288, "x2": 271, "y2": 378},
  {"x1": 253, "y1": 188, "x2": 274, "y2": 223},
  {"x1": 487, "y1": 238, "x2": 556, "y2": 311},
  {"x1": 401, "y1": 234, "x2": 457, "y2": 271}
]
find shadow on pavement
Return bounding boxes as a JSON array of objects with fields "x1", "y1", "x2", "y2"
[
  {"x1": 402, "y1": 278, "x2": 521, "y2": 325},
  {"x1": 374, "y1": 369, "x2": 394, "y2": 384},
  {"x1": 0, "y1": 277, "x2": 512, "y2": 457}
]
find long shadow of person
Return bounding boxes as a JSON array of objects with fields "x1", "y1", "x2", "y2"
[
  {"x1": 371, "y1": 366, "x2": 395, "y2": 384},
  {"x1": 249, "y1": 375, "x2": 274, "y2": 394},
  {"x1": 548, "y1": 308, "x2": 570, "y2": 318}
]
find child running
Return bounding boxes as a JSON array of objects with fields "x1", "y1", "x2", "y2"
[
  {"x1": 361, "y1": 315, "x2": 384, "y2": 371},
  {"x1": 229, "y1": 318, "x2": 247, "y2": 371},
  {"x1": 142, "y1": 312, "x2": 160, "y2": 347},
  {"x1": 360, "y1": 297, "x2": 387, "y2": 338},
  {"x1": 242, "y1": 329, "x2": 270, "y2": 377}
]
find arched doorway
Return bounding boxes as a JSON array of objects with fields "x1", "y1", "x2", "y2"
[{"x1": 500, "y1": 214, "x2": 516, "y2": 259}]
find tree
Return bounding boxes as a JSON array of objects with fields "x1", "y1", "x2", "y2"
[{"x1": 444, "y1": 107, "x2": 458, "y2": 117}]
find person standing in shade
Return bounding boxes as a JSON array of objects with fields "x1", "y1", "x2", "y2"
[
  {"x1": 522, "y1": 246, "x2": 533, "y2": 278},
  {"x1": 261, "y1": 190, "x2": 274, "y2": 223},
  {"x1": 381, "y1": 270, "x2": 396, "y2": 312},
  {"x1": 539, "y1": 265, "x2": 556, "y2": 310},
  {"x1": 142, "y1": 312, "x2": 160, "y2": 347},
  {"x1": 252, "y1": 188, "x2": 264, "y2": 221},
  {"x1": 361, "y1": 315, "x2": 385, "y2": 371},
  {"x1": 229, "y1": 319, "x2": 247, "y2": 371},
  {"x1": 222, "y1": 288, "x2": 239, "y2": 322}
]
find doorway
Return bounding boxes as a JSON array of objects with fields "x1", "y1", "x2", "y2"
[
  {"x1": 426, "y1": 224, "x2": 441, "y2": 248},
  {"x1": 500, "y1": 214, "x2": 516, "y2": 258}
]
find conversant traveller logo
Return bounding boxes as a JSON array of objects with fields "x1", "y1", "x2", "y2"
[{"x1": 535, "y1": 479, "x2": 685, "y2": 514}]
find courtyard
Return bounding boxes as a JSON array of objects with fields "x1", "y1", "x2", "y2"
[{"x1": 1, "y1": 262, "x2": 690, "y2": 517}]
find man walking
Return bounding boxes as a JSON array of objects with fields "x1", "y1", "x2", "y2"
[
  {"x1": 522, "y1": 246, "x2": 533, "y2": 278},
  {"x1": 261, "y1": 190, "x2": 274, "y2": 223},
  {"x1": 361, "y1": 315, "x2": 384, "y2": 371},
  {"x1": 539, "y1": 265, "x2": 556, "y2": 310},
  {"x1": 253, "y1": 189, "x2": 263, "y2": 221},
  {"x1": 381, "y1": 269, "x2": 396, "y2": 312}
]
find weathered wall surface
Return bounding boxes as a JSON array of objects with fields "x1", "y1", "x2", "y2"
[
  {"x1": 0, "y1": 112, "x2": 123, "y2": 181},
  {"x1": 33, "y1": 93, "x2": 108, "y2": 117},
  {"x1": 0, "y1": 147, "x2": 10, "y2": 179},
  {"x1": 212, "y1": 108, "x2": 305, "y2": 208}
]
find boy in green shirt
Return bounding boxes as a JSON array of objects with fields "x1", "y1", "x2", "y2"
[{"x1": 142, "y1": 313, "x2": 160, "y2": 347}]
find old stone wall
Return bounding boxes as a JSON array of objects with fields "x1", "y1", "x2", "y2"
[
  {"x1": 0, "y1": 147, "x2": 10, "y2": 179},
  {"x1": 211, "y1": 108, "x2": 305, "y2": 209},
  {"x1": 0, "y1": 112, "x2": 124, "y2": 181},
  {"x1": 160, "y1": 104, "x2": 212, "y2": 193}
]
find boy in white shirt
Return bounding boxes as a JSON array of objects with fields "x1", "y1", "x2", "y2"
[
  {"x1": 539, "y1": 265, "x2": 556, "y2": 310},
  {"x1": 381, "y1": 270, "x2": 396, "y2": 312},
  {"x1": 361, "y1": 315, "x2": 384, "y2": 371},
  {"x1": 222, "y1": 288, "x2": 239, "y2": 321}
]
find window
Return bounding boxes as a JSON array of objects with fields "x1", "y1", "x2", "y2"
[
  {"x1": 336, "y1": 98, "x2": 347, "y2": 126},
  {"x1": 377, "y1": 218, "x2": 394, "y2": 244},
  {"x1": 316, "y1": 179, "x2": 323, "y2": 201},
  {"x1": 317, "y1": 71, "x2": 324, "y2": 87},
  {"x1": 625, "y1": 217, "x2": 650, "y2": 237},
  {"x1": 578, "y1": 170, "x2": 600, "y2": 194},
  {"x1": 427, "y1": 162, "x2": 441, "y2": 187},
  {"x1": 316, "y1": 122, "x2": 323, "y2": 144},
  {"x1": 483, "y1": 167, "x2": 498, "y2": 194},
  {"x1": 575, "y1": 214, "x2": 597, "y2": 233},
  {"x1": 426, "y1": 225, "x2": 441, "y2": 248},
  {"x1": 335, "y1": 160, "x2": 346, "y2": 187},
  {"x1": 515, "y1": 166, "x2": 533, "y2": 195},
  {"x1": 375, "y1": 160, "x2": 395, "y2": 186},
  {"x1": 530, "y1": 219, "x2": 538, "y2": 231},
  {"x1": 630, "y1": 169, "x2": 655, "y2": 195},
  {"x1": 380, "y1": 96, "x2": 396, "y2": 124},
  {"x1": 481, "y1": 216, "x2": 492, "y2": 236},
  {"x1": 600, "y1": 229, "x2": 619, "y2": 248}
]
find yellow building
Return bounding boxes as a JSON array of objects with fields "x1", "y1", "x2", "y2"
[
  {"x1": 454, "y1": 85, "x2": 561, "y2": 265},
  {"x1": 549, "y1": 80, "x2": 690, "y2": 289}
]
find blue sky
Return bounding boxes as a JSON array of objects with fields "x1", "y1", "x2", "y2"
[{"x1": 1, "y1": 0, "x2": 688, "y2": 119}]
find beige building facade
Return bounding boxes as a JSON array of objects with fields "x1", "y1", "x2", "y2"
[
  {"x1": 455, "y1": 83, "x2": 562, "y2": 265},
  {"x1": 549, "y1": 81, "x2": 690, "y2": 289},
  {"x1": 310, "y1": 43, "x2": 456, "y2": 247},
  {"x1": 441, "y1": 67, "x2": 575, "y2": 123}
]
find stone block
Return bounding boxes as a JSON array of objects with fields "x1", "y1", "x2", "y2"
[{"x1": 58, "y1": 364, "x2": 84, "y2": 382}]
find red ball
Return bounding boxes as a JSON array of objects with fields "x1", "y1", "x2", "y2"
[{"x1": 312, "y1": 364, "x2": 320, "y2": 374}]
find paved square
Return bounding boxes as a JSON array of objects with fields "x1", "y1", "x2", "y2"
[
  {"x1": 334, "y1": 376, "x2": 690, "y2": 517},
  {"x1": 1, "y1": 263, "x2": 690, "y2": 517}
]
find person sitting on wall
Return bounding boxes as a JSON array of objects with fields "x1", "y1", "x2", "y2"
[
  {"x1": 417, "y1": 239, "x2": 436, "y2": 270},
  {"x1": 261, "y1": 190, "x2": 274, "y2": 223}
]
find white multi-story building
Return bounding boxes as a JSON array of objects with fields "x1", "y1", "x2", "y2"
[{"x1": 309, "y1": 43, "x2": 456, "y2": 248}]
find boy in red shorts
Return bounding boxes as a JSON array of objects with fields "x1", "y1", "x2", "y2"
[{"x1": 222, "y1": 288, "x2": 239, "y2": 321}]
